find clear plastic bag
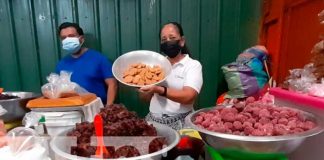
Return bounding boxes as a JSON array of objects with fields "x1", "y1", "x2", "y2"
[
  {"x1": 0, "y1": 127, "x2": 50, "y2": 160},
  {"x1": 0, "y1": 105, "x2": 7, "y2": 116},
  {"x1": 41, "y1": 71, "x2": 88, "y2": 99},
  {"x1": 284, "y1": 63, "x2": 317, "y2": 93},
  {"x1": 6, "y1": 127, "x2": 38, "y2": 155},
  {"x1": 308, "y1": 79, "x2": 324, "y2": 97},
  {"x1": 22, "y1": 112, "x2": 41, "y2": 128}
]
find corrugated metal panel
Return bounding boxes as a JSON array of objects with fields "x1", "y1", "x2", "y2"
[{"x1": 0, "y1": 0, "x2": 261, "y2": 117}]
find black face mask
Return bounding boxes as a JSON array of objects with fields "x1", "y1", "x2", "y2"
[{"x1": 160, "y1": 40, "x2": 182, "y2": 58}]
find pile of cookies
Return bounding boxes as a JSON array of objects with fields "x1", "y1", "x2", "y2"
[{"x1": 122, "y1": 63, "x2": 165, "y2": 86}]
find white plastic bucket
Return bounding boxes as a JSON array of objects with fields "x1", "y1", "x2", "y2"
[{"x1": 32, "y1": 111, "x2": 83, "y2": 136}]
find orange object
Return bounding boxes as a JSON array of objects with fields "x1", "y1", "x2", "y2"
[
  {"x1": 26, "y1": 93, "x2": 97, "y2": 108},
  {"x1": 216, "y1": 92, "x2": 227, "y2": 105},
  {"x1": 94, "y1": 114, "x2": 110, "y2": 158},
  {"x1": 176, "y1": 136, "x2": 193, "y2": 149},
  {"x1": 0, "y1": 88, "x2": 3, "y2": 94}
]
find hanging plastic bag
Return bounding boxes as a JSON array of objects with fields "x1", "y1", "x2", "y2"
[{"x1": 41, "y1": 71, "x2": 88, "y2": 99}]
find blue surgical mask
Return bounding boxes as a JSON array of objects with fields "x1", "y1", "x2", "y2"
[{"x1": 62, "y1": 37, "x2": 82, "y2": 54}]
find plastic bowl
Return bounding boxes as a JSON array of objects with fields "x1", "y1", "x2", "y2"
[{"x1": 50, "y1": 122, "x2": 180, "y2": 160}]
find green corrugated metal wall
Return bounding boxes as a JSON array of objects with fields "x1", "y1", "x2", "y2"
[{"x1": 0, "y1": 0, "x2": 261, "y2": 117}]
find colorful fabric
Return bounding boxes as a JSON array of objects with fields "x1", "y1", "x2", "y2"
[{"x1": 221, "y1": 47, "x2": 269, "y2": 98}]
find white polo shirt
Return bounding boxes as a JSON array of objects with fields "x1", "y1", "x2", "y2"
[{"x1": 149, "y1": 54, "x2": 203, "y2": 115}]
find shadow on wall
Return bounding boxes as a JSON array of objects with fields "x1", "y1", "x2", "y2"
[{"x1": 83, "y1": 33, "x2": 100, "y2": 51}]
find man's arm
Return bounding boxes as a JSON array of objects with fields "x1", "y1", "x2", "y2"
[{"x1": 105, "y1": 78, "x2": 118, "y2": 106}]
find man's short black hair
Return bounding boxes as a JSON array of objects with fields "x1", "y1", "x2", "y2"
[{"x1": 58, "y1": 22, "x2": 84, "y2": 35}]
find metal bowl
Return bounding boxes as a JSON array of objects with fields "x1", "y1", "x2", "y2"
[
  {"x1": 0, "y1": 92, "x2": 40, "y2": 122},
  {"x1": 112, "y1": 50, "x2": 172, "y2": 88},
  {"x1": 50, "y1": 122, "x2": 180, "y2": 160},
  {"x1": 185, "y1": 107, "x2": 324, "y2": 153}
]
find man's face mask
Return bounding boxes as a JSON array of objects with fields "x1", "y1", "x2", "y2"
[
  {"x1": 62, "y1": 37, "x2": 82, "y2": 54},
  {"x1": 160, "y1": 40, "x2": 182, "y2": 58}
]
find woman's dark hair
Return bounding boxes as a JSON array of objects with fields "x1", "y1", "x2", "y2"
[
  {"x1": 58, "y1": 22, "x2": 84, "y2": 36},
  {"x1": 160, "y1": 22, "x2": 191, "y2": 56}
]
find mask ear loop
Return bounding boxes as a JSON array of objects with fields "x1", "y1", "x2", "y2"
[
  {"x1": 78, "y1": 36, "x2": 85, "y2": 47},
  {"x1": 179, "y1": 36, "x2": 186, "y2": 54}
]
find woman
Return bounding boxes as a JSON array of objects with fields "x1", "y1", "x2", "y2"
[{"x1": 139, "y1": 22, "x2": 203, "y2": 130}]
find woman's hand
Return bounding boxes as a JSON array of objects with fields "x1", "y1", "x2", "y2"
[
  {"x1": 138, "y1": 86, "x2": 163, "y2": 103},
  {"x1": 139, "y1": 85, "x2": 198, "y2": 105},
  {"x1": 139, "y1": 86, "x2": 164, "y2": 95},
  {"x1": 139, "y1": 85, "x2": 155, "y2": 94}
]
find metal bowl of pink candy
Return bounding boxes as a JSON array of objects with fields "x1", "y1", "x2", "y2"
[{"x1": 186, "y1": 105, "x2": 324, "y2": 154}]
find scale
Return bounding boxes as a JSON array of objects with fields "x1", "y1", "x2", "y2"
[{"x1": 174, "y1": 129, "x2": 288, "y2": 160}]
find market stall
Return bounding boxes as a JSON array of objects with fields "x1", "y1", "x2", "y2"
[{"x1": 0, "y1": 1, "x2": 323, "y2": 159}]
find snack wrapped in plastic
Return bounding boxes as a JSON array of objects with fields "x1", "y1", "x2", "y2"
[{"x1": 41, "y1": 71, "x2": 88, "y2": 99}]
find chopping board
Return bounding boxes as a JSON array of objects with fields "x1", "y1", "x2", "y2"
[{"x1": 27, "y1": 93, "x2": 97, "y2": 108}]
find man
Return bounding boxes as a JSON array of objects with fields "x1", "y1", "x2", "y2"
[{"x1": 56, "y1": 22, "x2": 117, "y2": 105}]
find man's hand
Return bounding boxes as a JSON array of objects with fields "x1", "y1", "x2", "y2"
[{"x1": 0, "y1": 120, "x2": 7, "y2": 148}]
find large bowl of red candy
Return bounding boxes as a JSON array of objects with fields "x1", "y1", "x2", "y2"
[
  {"x1": 186, "y1": 97, "x2": 324, "y2": 153},
  {"x1": 50, "y1": 104, "x2": 180, "y2": 160}
]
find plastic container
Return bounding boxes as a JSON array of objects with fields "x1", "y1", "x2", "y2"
[
  {"x1": 50, "y1": 122, "x2": 180, "y2": 160},
  {"x1": 269, "y1": 87, "x2": 324, "y2": 119},
  {"x1": 32, "y1": 111, "x2": 83, "y2": 136}
]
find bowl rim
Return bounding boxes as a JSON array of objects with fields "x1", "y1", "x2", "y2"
[
  {"x1": 50, "y1": 122, "x2": 180, "y2": 160},
  {"x1": 0, "y1": 91, "x2": 40, "y2": 102},
  {"x1": 186, "y1": 107, "x2": 324, "y2": 142},
  {"x1": 112, "y1": 50, "x2": 171, "y2": 88}
]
